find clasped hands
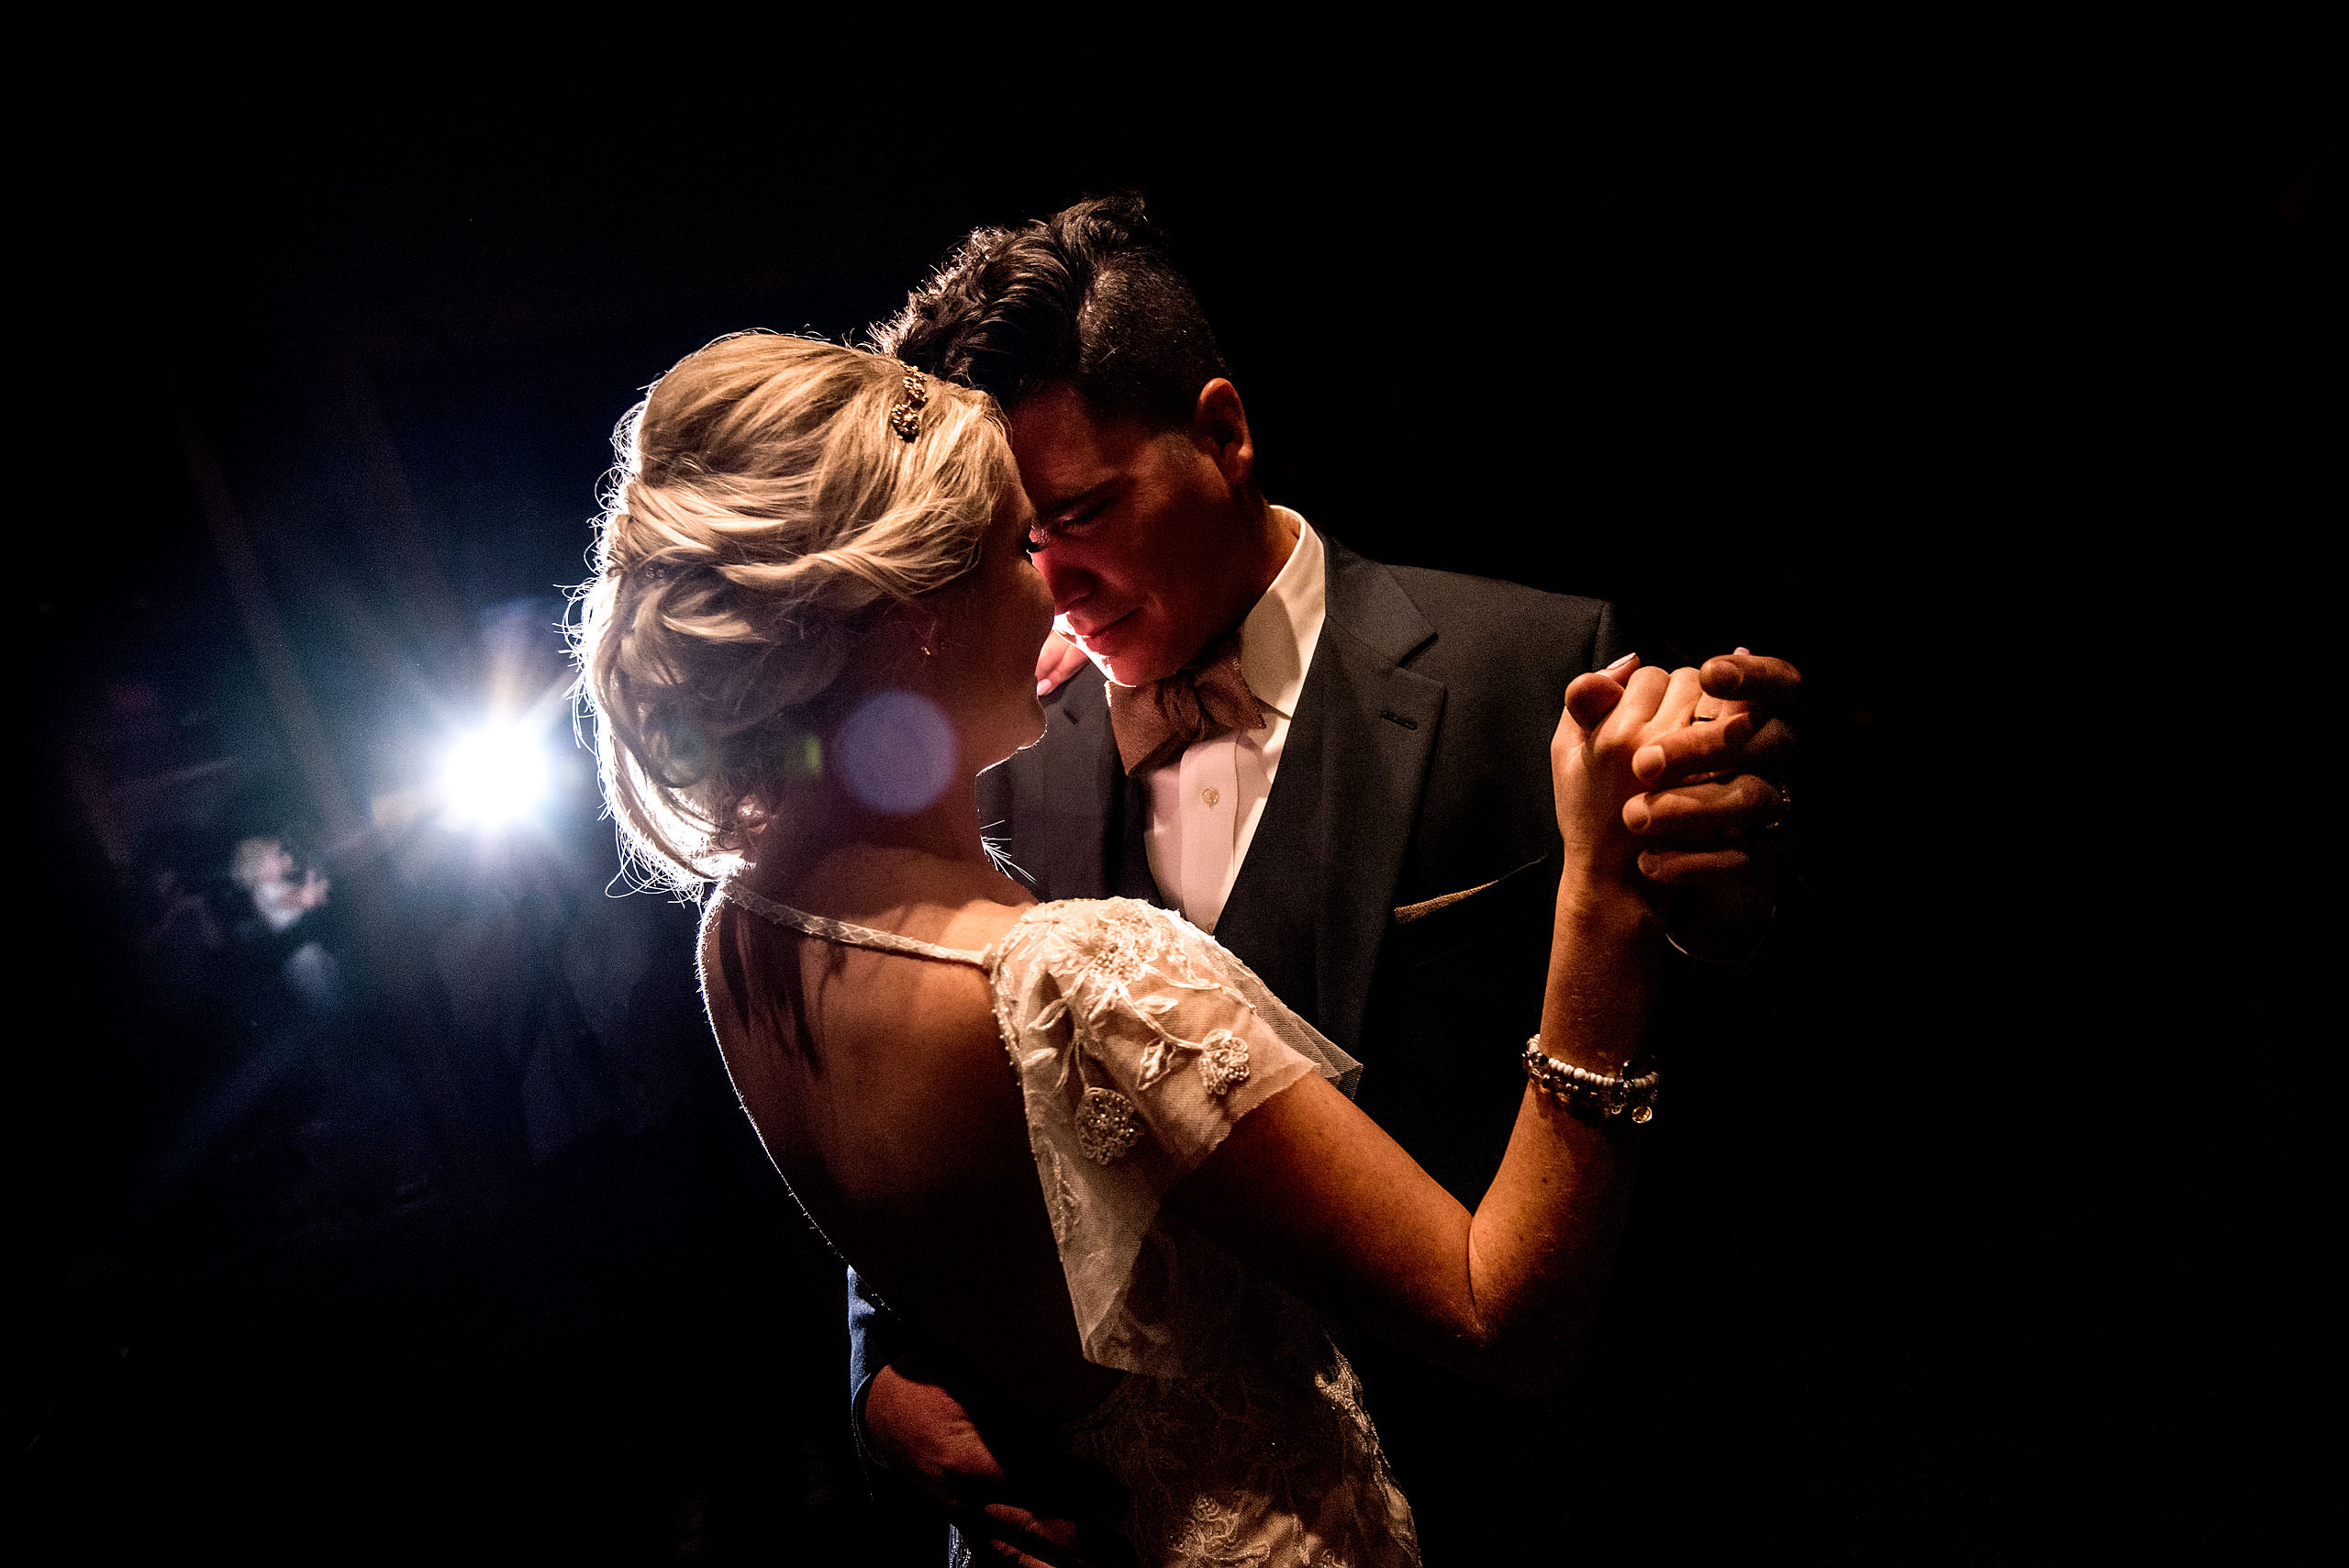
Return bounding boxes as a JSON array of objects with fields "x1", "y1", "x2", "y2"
[{"x1": 1567, "y1": 649, "x2": 1798, "y2": 958}]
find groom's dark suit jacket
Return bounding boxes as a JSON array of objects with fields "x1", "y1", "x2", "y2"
[{"x1": 849, "y1": 532, "x2": 1634, "y2": 1550}]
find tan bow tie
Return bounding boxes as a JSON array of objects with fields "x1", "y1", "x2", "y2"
[{"x1": 1106, "y1": 628, "x2": 1266, "y2": 776}]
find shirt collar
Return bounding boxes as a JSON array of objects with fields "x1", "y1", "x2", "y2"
[{"x1": 1237, "y1": 507, "x2": 1326, "y2": 722}]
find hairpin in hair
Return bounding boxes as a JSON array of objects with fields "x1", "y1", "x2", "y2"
[{"x1": 888, "y1": 361, "x2": 929, "y2": 442}]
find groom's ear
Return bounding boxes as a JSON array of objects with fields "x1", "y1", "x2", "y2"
[{"x1": 1189, "y1": 378, "x2": 1255, "y2": 492}]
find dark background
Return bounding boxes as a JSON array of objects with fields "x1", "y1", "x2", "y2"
[{"x1": 13, "y1": 33, "x2": 2337, "y2": 1563}]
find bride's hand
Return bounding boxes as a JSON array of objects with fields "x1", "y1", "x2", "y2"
[
  {"x1": 1034, "y1": 628, "x2": 1090, "y2": 696},
  {"x1": 1553, "y1": 660, "x2": 1718, "y2": 905}
]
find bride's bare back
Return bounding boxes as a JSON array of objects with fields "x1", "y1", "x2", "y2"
[{"x1": 699, "y1": 849, "x2": 1124, "y2": 1419}]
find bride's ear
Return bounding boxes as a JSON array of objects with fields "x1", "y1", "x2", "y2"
[{"x1": 877, "y1": 599, "x2": 944, "y2": 662}]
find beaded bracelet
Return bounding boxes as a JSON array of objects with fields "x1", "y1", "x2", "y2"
[{"x1": 1521, "y1": 1038, "x2": 1661, "y2": 1125}]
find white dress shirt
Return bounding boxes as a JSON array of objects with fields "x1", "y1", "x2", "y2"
[{"x1": 1138, "y1": 510, "x2": 1326, "y2": 933}]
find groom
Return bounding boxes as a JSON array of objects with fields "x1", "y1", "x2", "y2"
[{"x1": 854, "y1": 195, "x2": 1798, "y2": 1557}]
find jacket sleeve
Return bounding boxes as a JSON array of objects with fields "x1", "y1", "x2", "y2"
[
  {"x1": 845, "y1": 1265, "x2": 901, "y2": 1487},
  {"x1": 1593, "y1": 596, "x2": 1633, "y2": 671}
]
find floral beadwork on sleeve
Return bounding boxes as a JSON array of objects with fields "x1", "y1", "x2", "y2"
[{"x1": 1010, "y1": 899, "x2": 1258, "y2": 1164}]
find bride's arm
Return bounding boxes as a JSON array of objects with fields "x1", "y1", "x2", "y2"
[{"x1": 1163, "y1": 663, "x2": 1702, "y2": 1393}]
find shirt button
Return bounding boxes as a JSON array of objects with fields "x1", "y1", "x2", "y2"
[{"x1": 1202, "y1": 786, "x2": 1221, "y2": 807}]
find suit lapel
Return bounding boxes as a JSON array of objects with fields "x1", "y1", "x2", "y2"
[
  {"x1": 1008, "y1": 664, "x2": 1123, "y2": 904},
  {"x1": 1216, "y1": 537, "x2": 1443, "y2": 1054}
]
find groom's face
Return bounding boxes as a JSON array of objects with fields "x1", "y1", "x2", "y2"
[{"x1": 1008, "y1": 383, "x2": 1257, "y2": 687}]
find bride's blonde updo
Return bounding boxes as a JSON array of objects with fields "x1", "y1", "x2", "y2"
[{"x1": 573, "y1": 332, "x2": 1015, "y2": 889}]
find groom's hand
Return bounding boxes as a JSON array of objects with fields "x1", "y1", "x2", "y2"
[
  {"x1": 863, "y1": 1365, "x2": 1121, "y2": 1567},
  {"x1": 1620, "y1": 650, "x2": 1800, "y2": 955}
]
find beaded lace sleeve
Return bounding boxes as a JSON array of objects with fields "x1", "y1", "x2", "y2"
[{"x1": 989, "y1": 897, "x2": 1360, "y2": 1376}]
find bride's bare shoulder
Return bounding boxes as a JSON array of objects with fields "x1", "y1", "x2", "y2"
[
  {"x1": 886, "y1": 860, "x2": 1038, "y2": 961},
  {"x1": 730, "y1": 846, "x2": 1036, "y2": 953},
  {"x1": 929, "y1": 871, "x2": 1039, "y2": 953}
]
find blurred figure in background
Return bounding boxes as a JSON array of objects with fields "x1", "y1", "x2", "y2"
[{"x1": 229, "y1": 836, "x2": 328, "y2": 934}]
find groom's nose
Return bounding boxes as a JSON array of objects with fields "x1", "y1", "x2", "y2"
[{"x1": 1033, "y1": 546, "x2": 1097, "y2": 612}]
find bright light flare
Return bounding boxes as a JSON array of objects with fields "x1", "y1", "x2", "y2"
[{"x1": 440, "y1": 724, "x2": 551, "y2": 828}]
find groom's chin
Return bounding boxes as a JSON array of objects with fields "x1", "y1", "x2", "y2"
[
  {"x1": 1079, "y1": 628, "x2": 1168, "y2": 689},
  {"x1": 1098, "y1": 650, "x2": 1175, "y2": 688}
]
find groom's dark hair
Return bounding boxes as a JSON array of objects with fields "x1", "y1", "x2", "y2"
[{"x1": 873, "y1": 193, "x2": 1228, "y2": 429}]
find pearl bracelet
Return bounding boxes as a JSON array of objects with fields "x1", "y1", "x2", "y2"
[{"x1": 1521, "y1": 1037, "x2": 1661, "y2": 1125}]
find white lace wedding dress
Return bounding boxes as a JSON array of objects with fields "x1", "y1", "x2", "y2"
[{"x1": 724, "y1": 888, "x2": 1419, "y2": 1567}]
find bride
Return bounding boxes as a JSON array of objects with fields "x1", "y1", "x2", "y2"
[{"x1": 574, "y1": 334, "x2": 1686, "y2": 1565}]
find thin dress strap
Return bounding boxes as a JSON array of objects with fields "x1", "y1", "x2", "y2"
[{"x1": 720, "y1": 882, "x2": 994, "y2": 969}]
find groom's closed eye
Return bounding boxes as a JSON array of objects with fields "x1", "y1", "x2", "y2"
[
  {"x1": 1037, "y1": 481, "x2": 1119, "y2": 530},
  {"x1": 1026, "y1": 503, "x2": 1109, "y2": 558}
]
